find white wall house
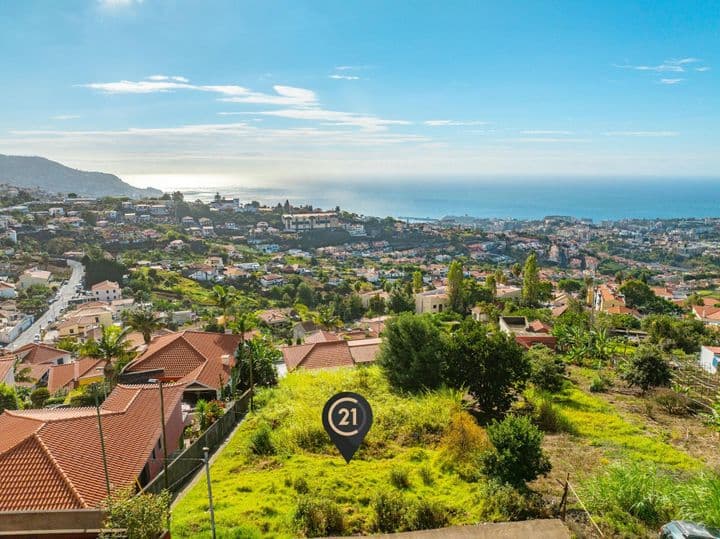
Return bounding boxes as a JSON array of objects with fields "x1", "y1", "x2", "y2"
[
  {"x1": 90, "y1": 280, "x2": 122, "y2": 302},
  {"x1": 699, "y1": 345, "x2": 720, "y2": 375}
]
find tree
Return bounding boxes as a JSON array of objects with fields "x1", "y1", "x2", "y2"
[
  {"x1": 388, "y1": 288, "x2": 414, "y2": 314},
  {"x1": 522, "y1": 253, "x2": 540, "y2": 306},
  {"x1": 485, "y1": 274, "x2": 497, "y2": 298},
  {"x1": 0, "y1": 383, "x2": 19, "y2": 414},
  {"x1": 315, "y1": 305, "x2": 341, "y2": 330},
  {"x1": 558, "y1": 279, "x2": 583, "y2": 294},
  {"x1": 82, "y1": 325, "x2": 133, "y2": 385},
  {"x1": 211, "y1": 285, "x2": 238, "y2": 326},
  {"x1": 368, "y1": 293, "x2": 387, "y2": 316},
  {"x1": 620, "y1": 280, "x2": 682, "y2": 315},
  {"x1": 123, "y1": 308, "x2": 164, "y2": 344},
  {"x1": 443, "y1": 321, "x2": 529, "y2": 418},
  {"x1": 482, "y1": 415, "x2": 551, "y2": 487},
  {"x1": 447, "y1": 260, "x2": 465, "y2": 314},
  {"x1": 379, "y1": 313, "x2": 445, "y2": 392},
  {"x1": 296, "y1": 283, "x2": 316, "y2": 308},
  {"x1": 412, "y1": 271, "x2": 424, "y2": 293},
  {"x1": 510, "y1": 263, "x2": 522, "y2": 279},
  {"x1": 527, "y1": 345, "x2": 566, "y2": 393},
  {"x1": 30, "y1": 387, "x2": 50, "y2": 408},
  {"x1": 235, "y1": 336, "x2": 279, "y2": 391},
  {"x1": 622, "y1": 344, "x2": 672, "y2": 392}
]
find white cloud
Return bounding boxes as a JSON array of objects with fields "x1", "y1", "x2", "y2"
[
  {"x1": 424, "y1": 120, "x2": 488, "y2": 126},
  {"x1": 220, "y1": 85, "x2": 318, "y2": 106},
  {"x1": 520, "y1": 130, "x2": 573, "y2": 135},
  {"x1": 660, "y1": 78, "x2": 683, "y2": 85},
  {"x1": 83, "y1": 80, "x2": 194, "y2": 93},
  {"x1": 251, "y1": 108, "x2": 410, "y2": 131},
  {"x1": 615, "y1": 57, "x2": 703, "y2": 73},
  {"x1": 696, "y1": 66, "x2": 711, "y2": 72},
  {"x1": 329, "y1": 74, "x2": 360, "y2": 80},
  {"x1": 605, "y1": 131, "x2": 679, "y2": 137},
  {"x1": 52, "y1": 115, "x2": 80, "y2": 121},
  {"x1": 147, "y1": 75, "x2": 190, "y2": 82}
]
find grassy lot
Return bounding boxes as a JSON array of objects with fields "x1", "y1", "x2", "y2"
[{"x1": 172, "y1": 367, "x2": 518, "y2": 538}]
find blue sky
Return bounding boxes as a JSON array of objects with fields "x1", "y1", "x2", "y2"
[{"x1": 0, "y1": 0, "x2": 718, "y2": 187}]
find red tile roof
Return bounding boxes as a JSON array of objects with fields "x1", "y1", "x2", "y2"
[
  {"x1": 0, "y1": 344, "x2": 69, "y2": 366},
  {"x1": 123, "y1": 331, "x2": 244, "y2": 389},
  {"x1": 282, "y1": 338, "x2": 381, "y2": 371},
  {"x1": 0, "y1": 359, "x2": 13, "y2": 383},
  {"x1": 46, "y1": 358, "x2": 105, "y2": 394},
  {"x1": 304, "y1": 330, "x2": 342, "y2": 343},
  {"x1": 0, "y1": 383, "x2": 184, "y2": 511}
]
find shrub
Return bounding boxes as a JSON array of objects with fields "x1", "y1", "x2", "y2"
[
  {"x1": 419, "y1": 466, "x2": 434, "y2": 486},
  {"x1": 589, "y1": 374, "x2": 611, "y2": 393},
  {"x1": 482, "y1": 415, "x2": 551, "y2": 487},
  {"x1": 249, "y1": 424, "x2": 275, "y2": 456},
  {"x1": 440, "y1": 412, "x2": 490, "y2": 481},
  {"x1": 622, "y1": 345, "x2": 672, "y2": 392},
  {"x1": 293, "y1": 477, "x2": 310, "y2": 494},
  {"x1": 29, "y1": 387, "x2": 50, "y2": 408},
  {"x1": 533, "y1": 398, "x2": 573, "y2": 433},
  {"x1": 294, "y1": 496, "x2": 345, "y2": 537},
  {"x1": 407, "y1": 499, "x2": 449, "y2": 530},
  {"x1": 100, "y1": 486, "x2": 170, "y2": 539},
  {"x1": 389, "y1": 467, "x2": 411, "y2": 489},
  {"x1": 372, "y1": 491, "x2": 407, "y2": 533},
  {"x1": 527, "y1": 345, "x2": 566, "y2": 393},
  {"x1": 654, "y1": 388, "x2": 691, "y2": 416},
  {"x1": 676, "y1": 473, "x2": 720, "y2": 528},
  {"x1": 477, "y1": 480, "x2": 544, "y2": 521}
]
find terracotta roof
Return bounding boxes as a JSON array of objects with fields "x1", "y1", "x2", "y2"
[
  {"x1": 347, "y1": 338, "x2": 382, "y2": 364},
  {"x1": 0, "y1": 343, "x2": 68, "y2": 365},
  {"x1": 123, "y1": 331, "x2": 243, "y2": 389},
  {"x1": 46, "y1": 359, "x2": 105, "y2": 394},
  {"x1": 304, "y1": 330, "x2": 342, "y2": 343},
  {"x1": 15, "y1": 363, "x2": 51, "y2": 387},
  {"x1": 528, "y1": 320, "x2": 551, "y2": 333},
  {"x1": 282, "y1": 340, "x2": 356, "y2": 371},
  {"x1": 91, "y1": 280, "x2": 120, "y2": 292},
  {"x1": 0, "y1": 383, "x2": 184, "y2": 511},
  {"x1": 693, "y1": 305, "x2": 720, "y2": 320},
  {"x1": 0, "y1": 359, "x2": 13, "y2": 383},
  {"x1": 0, "y1": 281, "x2": 15, "y2": 290}
]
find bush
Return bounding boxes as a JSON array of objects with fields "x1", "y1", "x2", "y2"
[
  {"x1": 527, "y1": 345, "x2": 566, "y2": 393},
  {"x1": 589, "y1": 374, "x2": 611, "y2": 393},
  {"x1": 477, "y1": 480, "x2": 544, "y2": 521},
  {"x1": 389, "y1": 467, "x2": 411, "y2": 489},
  {"x1": 622, "y1": 345, "x2": 672, "y2": 391},
  {"x1": 533, "y1": 398, "x2": 573, "y2": 434},
  {"x1": 654, "y1": 388, "x2": 691, "y2": 416},
  {"x1": 100, "y1": 486, "x2": 170, "y2": 539},
  {"x1": 482, "y1": 415, "x2": 551, "y2": 487},
  {"x1": 407, "y1": 499, "x2": 449, "y2": 530},
  {"x1": 249, "y1": 424, "x2": 275, "y2": 456},
  {"x1": 294, "y1": 496, "x2": 344, "y2": 537},
  {"x1": 293, "y1": 477, "x2": 310, "y2": 494},
  {"x1": 419, "y1": 466, "x2": 434, "y2": 486},
  {"x1": 440, "y1": 412, "x2": 490, "y2": 481},
  {"x1": 676, "y1": 473, "x2": 720, "y2": 529},
  {"x1": 379, "y1": 313, "x2": 445, "y2": 392},
  {"x1": 372, "y1": 491, "x2": 407, "y2": 533}
]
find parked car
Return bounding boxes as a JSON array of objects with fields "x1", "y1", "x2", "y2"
[{"x1": 660, "y1": 521, "x2": 720, "y2": 539}]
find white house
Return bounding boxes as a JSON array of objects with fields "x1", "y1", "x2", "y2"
[
  {"x1": 699, "y1": 345, "x2": 720, "y2": 374},
  {"x1": 90, "y1": 280, "x2": 122, "y2": 302},
  {"x1": 19, "y1": 268, "x2": 51, "y2": 289}
]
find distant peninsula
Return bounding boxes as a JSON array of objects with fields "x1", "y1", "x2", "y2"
[{"x1": 0, "y1": 154, "x2": 162, "y2": 198}]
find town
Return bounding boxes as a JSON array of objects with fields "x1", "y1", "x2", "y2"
[{"x1": 1, "y1": 184, "x2": 719, "y2": 538}]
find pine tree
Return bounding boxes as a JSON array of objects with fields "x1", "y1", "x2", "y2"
[{"x1": 447, "y1": 260, "x2": 465, "y2": 313}]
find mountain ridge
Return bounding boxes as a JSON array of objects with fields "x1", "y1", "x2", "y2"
[{"x1": 0, "y1": 154, "x2": 162, "y2": 198}]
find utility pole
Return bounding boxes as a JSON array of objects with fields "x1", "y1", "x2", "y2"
[
  {"x1": 203, "y1": 447, "x2": 217, "y2": 539},
  {"x1": 94, "y1": 383, "x2": 111, "y2": 499},
  {"x1": 149, "y1": 378, "x2": 169, "y2": 491}
]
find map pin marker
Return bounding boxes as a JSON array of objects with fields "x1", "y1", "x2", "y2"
[{"x1": 322, "y1": 392, "x2": 373, "y2": 463}]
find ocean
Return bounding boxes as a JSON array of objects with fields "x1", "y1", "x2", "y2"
[{"x1": 124, "y1": 175, "x2": 720, "y2": 221}]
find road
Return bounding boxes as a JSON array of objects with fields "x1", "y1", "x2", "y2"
[{"x1": 9, "y1": 259, "x2": 84, "y2": 351}]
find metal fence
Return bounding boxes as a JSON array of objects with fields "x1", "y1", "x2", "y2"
[{"x1": 144, "y1": 390, "x2": 251, "y2": 498}]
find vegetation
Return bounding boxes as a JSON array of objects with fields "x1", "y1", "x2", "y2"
[
  {"x1": 621, "y1": 344, "x2": 672, "y2": 392},
  {"x1": 101, "y1": 487, "x2": 171, "y2": 539},
  {"x1": 0, "y1": 383, "x2": 19, "y2": 413},
  {"x1": 172, "y1": 367, "x2": 549, "y2": 538},
  {"x1": 234, "y1": 335, "x2": 280, "y2": 392}
]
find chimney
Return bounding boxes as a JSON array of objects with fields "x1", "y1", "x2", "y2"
[
  {"x1": 73, "y1": 360, "x2": 80, "y2": 382},
  {"x1": 221, "y1": 354, "x2": 230, "y2": 366}
]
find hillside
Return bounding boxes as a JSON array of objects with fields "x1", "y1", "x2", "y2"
[{"x1": 0, "y1": 154, "x2": 162, "y2": 198}]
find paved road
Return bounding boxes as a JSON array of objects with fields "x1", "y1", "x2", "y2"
[{"x1": 8, "y1": 259, "x2": 84, "y2": 351}]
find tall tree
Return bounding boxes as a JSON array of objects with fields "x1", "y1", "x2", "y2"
[
  {"x1": 522, "y1": 253, "x2": 540, "y2": 306},
  {"x1": 123, "y1": 308, "x2": 164, "y2": 344},
  {"x1": 82, "y1": 325, "x2": 134, "y2": 385},
  {"x1": 485, "y1": 274, "x2": 497, "y2": 298},
  {"x1": 211, "y1": 285, "x2": 238, "y2": 326},
  {"x1": 447, "y1": 260, "x2": 465, "y2": 314},
  {"x1": 510, "y1": 263, "x2": 522, "y2": 278},
  {"x1": 379, "y1": 313, "x2": 444, "y2": 392},
  {"x1": 412, "y1": 271, "x2": 424, "y2": 293}
]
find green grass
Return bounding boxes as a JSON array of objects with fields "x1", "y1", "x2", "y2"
[
  {"x1": 543, "y1": 385, "x2": 701, "y2": 470},
  {"x1": 172, "y1": 367, "x2": 499, "y2": 538}
]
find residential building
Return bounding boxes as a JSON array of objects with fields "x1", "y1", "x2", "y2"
[
  {"x1": 699, "y1": 345, "x2": 720, "y2": 374},
  {"x1": 414, "y1": 287, "x2": 449, "y2": 314},
  {"x1": 90, "y1": 280, "x2": 122, "y2": 302},
  {"x1": 0, "y1": 281, "x2": 17, "y2": 299},
  {"x1": 282, "y1": 212, "x2": 339, "y2": 232},
  {"x1": 499, "y1": 316, "x2": 557, "y2": 350},
  {"x1": 0, "y1": 343, "x2": 71, "y2": 366},
  {"x1": 282, "y1": 337, "x2": 381, "y2": 372},
  {"x1": 0, "y1": 383, "x2": 184, "y2": 511},
  {"x1": 18, "y1": 268, "x2": 51, "y2": 289}
]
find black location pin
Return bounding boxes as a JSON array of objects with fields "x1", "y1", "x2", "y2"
[{"x1": 322, "y1": 392, "x2": 373, "y2": 463}]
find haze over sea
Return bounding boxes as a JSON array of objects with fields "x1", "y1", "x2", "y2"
[{"x1": 125, "y1": 175, "x2": 720, "y2": 222}]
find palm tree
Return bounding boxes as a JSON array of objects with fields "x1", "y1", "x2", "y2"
[
  {"x1": 124, "y1": 308, "x2": 164, "y2": 344},
  {"x1": 82, "y1": 325, "x2": 134, "y2": 386},
  {"x1": 211, "y1": 285, "x2": 237, "y2": 327},
  {"x1": 13, "y1": 359, "x2": 33, "y2": 384},
  {"x1": 315, "y1": 305, "x2": 340, "y2": 330},
  {"x1": 229, "y1": 312, "x2": 257, "y2": 399}
]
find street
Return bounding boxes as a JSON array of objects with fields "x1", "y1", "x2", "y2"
[{"x1": 8, "y1": 259, "x2": 84, "y2": 351}]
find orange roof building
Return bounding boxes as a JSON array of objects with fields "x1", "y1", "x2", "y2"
[
  {"x1": 0, "y1": 383, "x2": 184, "y2": 511},
  {"x1": 282, "y1": 337, "x2": 381, "y2": 372}
]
